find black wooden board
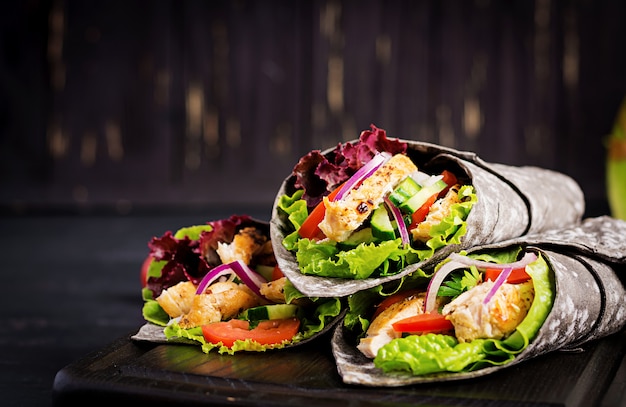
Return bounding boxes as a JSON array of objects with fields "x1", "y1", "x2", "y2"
[{"x1": 52, "y1": 328, "x2": 626, "y2": 407}]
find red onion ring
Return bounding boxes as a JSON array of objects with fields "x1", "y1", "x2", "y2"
[
  {"x1": 195, "y1": 260, "x2": 268, "y2": 299},
  {"x1": 483, "y1": 267, "x2": 513, "y2": 305},
  {"x1": 447, "y1": 252, "x2": 537, "y2": 270},
  {"x1": 384, "y1": 196, "x2": 410, "y2": 246},
  {"x1": 334, "y1": 152, "x2": 391, "y2": 201}
]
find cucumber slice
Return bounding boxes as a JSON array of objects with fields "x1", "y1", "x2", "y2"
[
  {"x1": 370, "y1": 205, "x2": 396, "y2": 240},
  {"x1": 388, "y1": 176, "x2": 422, "y2": 207},
  {"x1": 241, "y1": 304, "x2": 299, "y2": 321},
  {"x1": 399, "y1": 179, "x2": 447, "y2": 213},
  {"x1": 255, "y1": 265, "x2": 275, "y2": 281},
  {"x1": 343, "y1": 227, "x2": 377, "y2": 246}
]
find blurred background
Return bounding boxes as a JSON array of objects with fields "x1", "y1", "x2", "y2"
[{"x1": 1, "y1": 0, "x2": 625, "y2": 218}]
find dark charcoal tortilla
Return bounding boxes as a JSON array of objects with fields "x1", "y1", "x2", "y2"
[
  {"x1": 271, "y1": 139, "x2": 585, "y2": 298},
  {"x1": 131, "y1": 308, "x2": 347, "y2": 350},
  {"x1": 331, "y1": 216, "x2": 626, "y2": 386}
]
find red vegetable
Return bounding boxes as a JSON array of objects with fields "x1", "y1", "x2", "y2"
[
  {"x1": 440, "y1": 170, "x2": 458, "y2": 196},
  {"x1": 334, "y1": 152, "x2": 390, "y2": 201},
  {"x1": 202, "y1": 318, "x2": 301, "y2": 347},
  {"x1": 372, "y1": 289, "x2": 422, "y2": 319},
  {"x1": 272, "y1": 265, "x2": 285, "y2": 281},
  {"x1": 409, "y1": 193, "x2": 438, "y2": 227},
  {"x1": 484, "y1": 267, "x2": 531, "y2": 284},
  {"x1": 384, "y1": 197, "x2": 410, "y2": 245},
  {"x1": 392, "y1": 312, "x2": 454, "y2": 334},
  {"x1": 140, "y1": 255, "x2": 152, "y2": 288},
  {"x1": 483, "y1": 267, "x2": 513, "y2": 305},
  {"x1": 195, "y1": 260, "x2": 267, "y2": 297},
  {"x1": 298, "y1": 181, "x2": 345, "y2": 239}
]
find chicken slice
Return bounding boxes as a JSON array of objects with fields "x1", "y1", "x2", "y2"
[
  {"x1": 178, "y1": 281, "x2": 262, "y2": 329},
  {"x1": 216, "y1": 226, "x2": 268, "y2": 265},
  {"x1": 259, "y1": 276, "x2": 309, "y2": 306},
  {"x1": 357, "y1": 292, "x2": 426, "y2": 358},
  {"x1": 259, "y1": 277, "x2": 288, "y2": 304},
  {"x1": 319, "y1": 154, "x2": 418, "y2": 242},
  {"x1": 442, "y1": 281, "x2": 534, "y2": 343},
  {"x1": 156, "y1": 281, "x2": 197, "y2": 318}
]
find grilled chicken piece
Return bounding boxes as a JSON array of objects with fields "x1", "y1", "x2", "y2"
[
  {"x1": 259, "y1": 276, "x2": 310, "y2": 306},
  {"x1": 319, "y1": 154, "x2": 418, "y2": 242},
  {"x1": 357, "y1": 292, "x2": 426, "y2": 358},
  {"x1": 259, "y1": 276, "x2": 288, "y2": 303},
  {"x1": 216, "y1": 226, "x2": 269, "y2": 265},
  {"x1": 156, "y1": 281, "x2": 197, "y2": 318},
  {"x1": 442, "y1": 281, "x2": 534, "y2": 343},
  {"x1": 411, "y1": 185, "x2": 461, "y2": 242},
  {"x1": 178, "y1": 281, "x2": 262, "y2": 329}
]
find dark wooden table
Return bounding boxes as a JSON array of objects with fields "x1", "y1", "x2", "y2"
[{"x1": 2, "y1": 211, "x2": 625, "y2": 407}]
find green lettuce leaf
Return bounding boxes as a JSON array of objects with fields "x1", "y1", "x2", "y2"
[{"x1": 142, "y1": 299, "x2": 170, "y2": 326}]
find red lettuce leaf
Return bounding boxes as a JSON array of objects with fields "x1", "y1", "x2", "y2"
[
  {"x1": 145, "y1": 215, "x2": 269, "y2": 298},
  {"x1": 292, "y1": 124, "x2": 407, "y2": 207}
]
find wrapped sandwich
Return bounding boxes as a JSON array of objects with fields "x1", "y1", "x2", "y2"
[
  {"x1": 134, "y1": 215, "x2": 343, "y2": 354},
  {"x1": 271, "y1": 125, "x2": 585, "y2": 297},
  {"x1": 332, "y1": 216, "x2": 626, "y2": 385}
]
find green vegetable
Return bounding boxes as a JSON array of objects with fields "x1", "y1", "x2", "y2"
[
  {"x1": 240, "y1": 304, "x2": 299, "y2": 322},
  {"x1": 399, "y1": 179, "x2": 447, "y2": 213},
  {"x1": 607, "y1": 96, "x2": 626, "y2": 220},
  {"x1": 370, "y1": 205, "x2": 396, "y2": 240},
  {"x1": 388, "y1": 176, "x2": 422, "y2": 207},
  {"x1": 173, "y1": 224, "x2": 214, "y2": 240},
  {"x1": 341, "y1": 227, "x2": 377, "y2": 247}
]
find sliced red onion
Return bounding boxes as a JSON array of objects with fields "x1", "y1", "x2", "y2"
[
  {"x1": 195, "y1": 260, "x2": 267, "y2": 298},
  {"x1": 195, "y1": 263, "x2": 238, "y2": 295},
  {"x1": 447, "y1": 252, "x2": 537, "y2": 270},
  {"x1": 423, "y1": 260, "x2": 469, "y2": 313},
  {"x1": 483, "y1": 267, "x2": 513, "y2": 305},
  {"x1": 334, "y1": 152, "x2": 391, "y2": 201},
  {"x1": 383, "y1": 196, "x2": 410, "y2": 246}
]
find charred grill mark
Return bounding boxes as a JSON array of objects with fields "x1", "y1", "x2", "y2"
[{"x1": 357, "y1": 202, "x2": 370, "y2": 214}]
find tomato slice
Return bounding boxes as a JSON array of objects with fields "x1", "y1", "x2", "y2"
[
  {"x1": 484, "y1": 267, "x2": 531, "y2": 284},
  {"x1": 392, "y1": 312, "x2": 454, "y2": 334},
  {"x1": 409, "y1": 193, "x2": 438, "y2": 228},
  {"x1": 202, "y1": 318, "x2": 301, "y2": 347},
  {"x1": 140, "y1": 255, "x2": 153, "y2": 288},
  {"x1": 271, "y1": 265, "x2": 285, "y2": 280},
  {"x1": 372, "y1": 289, "x2": 423, "y2": 319},
  {"x1": 298, "y1": 182, "x2": 345, "y2": 239},
  {"x1": 439, "y1": 169, "x2": 458, "y2": 197}
]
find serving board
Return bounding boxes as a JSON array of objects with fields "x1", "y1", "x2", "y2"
[{"x1": 52, "y1": 328, "x2": 626, "y2": 407}]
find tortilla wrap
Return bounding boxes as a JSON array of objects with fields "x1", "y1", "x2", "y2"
[
  {"x1": 331, "y1": 216, "x2": 626, "y2": 386},
  {"x1": 271, "y1": 139, "x2": 585, "y2": 297}
]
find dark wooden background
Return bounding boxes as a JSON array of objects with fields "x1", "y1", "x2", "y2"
[{"x1": 1, "y1": 0, "x2": 625, "y2": 217}]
